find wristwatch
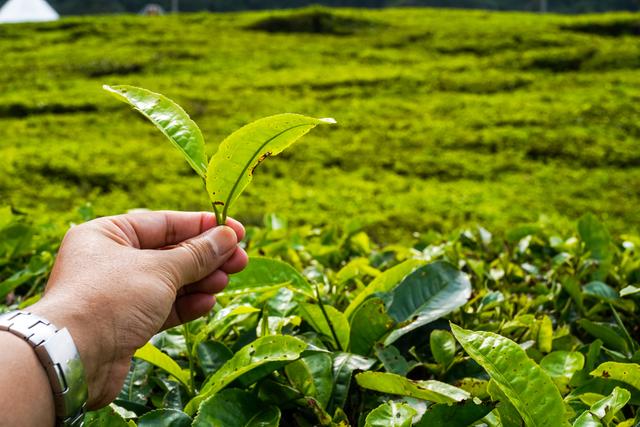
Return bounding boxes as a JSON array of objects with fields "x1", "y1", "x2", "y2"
[{"x1": 0, "y1": 310, "x2": 88, "y2": 426}]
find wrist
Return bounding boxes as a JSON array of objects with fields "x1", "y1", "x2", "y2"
[{"x1": 29, "y1": 298, "x2": 112, "y2": 408}]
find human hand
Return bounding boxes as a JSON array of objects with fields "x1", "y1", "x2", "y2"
[{"x1": 29, "y1": 211, "x2": 248, "y2": 409}]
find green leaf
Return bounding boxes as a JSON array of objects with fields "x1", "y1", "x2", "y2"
[
  {"x1": 487, "y1": 379, "x2": 523, "y2": 427},
  {"x1": 430, "y1": 329, "x2": 456, "y2": 368},
  {"x1": 364, "y1": 401, "x2": 416, "y2": 427},
  {"x1": 138, "y1": 409, "x2": 191, "y2": 427},
  {"x1": 223, "y1": 256, "x2": 314, "y2": 298},
  {"x1": 344, "y1": 259, "x2": 425, "y2": 319},
  {"x1": 185, "y1": 335, "x2": 307, "y2": 415},
  {"x1": 537, "y1": 315, "x2": 553, "y2": 353},
  {"x1": 583, "y1": 281, "x2": 619, "y2": 304},
  {"x1": 196, "y1": 341, "x2": 233, "y2": 376},
  {"x1": 103, "y1": 85, "x2": 207, "y2": 178},
  {"x1": 299, "y1": 302, "x2": 350, "y2": 351},
  {"x1": 590, "y1": 362, "x2": 640, "y2": 390},
  {"x1": 578, "y1": 213, "x2": 612, "y2": 281},
  {"x1": 414, "y1": 400, "x2": 495, "y2": 427},
  {"x1": 192, "y1": 389, "x2": 280, "y2": 427},
  {"x1": 540, "y1": 351, "x2": 585, "y2": 393},
  {"x1": 573, "y1": 411, "x2": 603, "y2": 427},
  {"x1": 451, "y1": 324, "x2": 569, "y2": 427},
  {"x1": 285, "y1": 353, "x2": 334, "y2": 409},
  {"x1": 578, "y1": 320, "x2": 629, "y2": 354},
  {"x1": 590, "y1": 386, "x2": 630, "y2": 423},
  {"x1": 83, "y1": 405, "x2": 130, "y2": 427},
  {"x1": 349, "y1": 297, "x2": 394, "y2": 356},
  {"x1": 385, "y1": 262, "x2": 472, "y2": 345},
  {"x1": 206, "y1": 113, "x2": 335, "y2": 222},
  {"x1": 133, "y1": 342, "x2": 191, "y2": 391},
  {"x1": 330, "y1": 352, "x2": 376, "y2": 412},
  {"x1": 374, "y1": 344, "x2": 413, "y2": 376},
  {"x1": 355, "y1": 372, "x2": 469, "y2": 403}
]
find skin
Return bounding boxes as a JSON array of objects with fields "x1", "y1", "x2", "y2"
[{"x1": 0, "y1": 211, "x2": 248, "y2": 426}]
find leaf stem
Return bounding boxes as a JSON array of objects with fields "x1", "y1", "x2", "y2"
[
  {"x1": 314, "y1": 283, "x2": 344, "y2": 352},
  {"x1": 183, "y1": 323, "x2": 196, "y2": 395}
]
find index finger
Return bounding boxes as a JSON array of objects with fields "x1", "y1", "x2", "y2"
[{"x1": 104, "y1": 211, "x2": 245, "y2": 249}]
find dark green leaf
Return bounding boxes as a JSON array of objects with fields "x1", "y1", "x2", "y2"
[
  {"x1": 349, "y1": 297, "x2": 394, "y2": 356},
  {"x1": 385, "y1": 262, "x2": 472, "y2": 345},
  {"x1": 330, "y1": 352, "x2": 376, "y2": 412},
  {"x1": 430, "y1": 329, "x2": 456, "y2": 368},
  {"x1": 285, "y1": 353, "x2": 334, "y2": 409},
  {"x1": 138, "y1": 409, "x2": 191, "y2": 427},
  {"x1": 414, "y1": 400, "x2": 495, "y2": 427},
  {"x1": 192, "y1": 389, "x2": 280, "y2": 427},
  {"x1": 196, "y1": 341, "x2": 233, "y2": 376}
]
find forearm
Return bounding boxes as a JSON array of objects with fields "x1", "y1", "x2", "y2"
[{"x1": 0, "y1": 332, "x2": 55, "y2": 427}]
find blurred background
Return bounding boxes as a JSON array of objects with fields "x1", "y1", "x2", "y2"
[{"x1": 0, "y1": 0, "x2": 638, "y2": 242}]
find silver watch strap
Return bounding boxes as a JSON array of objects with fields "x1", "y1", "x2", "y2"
[{"x1": 0, "y1": 311, "x2": 88, "y2": 426}]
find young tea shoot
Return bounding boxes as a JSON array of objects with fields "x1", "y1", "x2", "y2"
[{"x1": 103, "y1": 85, "x2": 335, "y2": 225}]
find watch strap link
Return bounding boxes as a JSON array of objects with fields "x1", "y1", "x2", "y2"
[{"x1": 0, "y1": 311, "x2": 87, "y2": 426}]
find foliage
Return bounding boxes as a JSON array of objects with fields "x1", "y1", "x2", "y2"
[
  {"x1": 3, "y1": 207, "x2": 640, "y2": 426},
  {"x1": 104, "y1": 84, "x2": 334, "y2": 224},
  {"x1": 1, "y1": 8, "x2": 640, "y2": 242}
]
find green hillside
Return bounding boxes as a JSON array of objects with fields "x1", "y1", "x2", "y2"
[{"x1": 1, "y1": 8, "x2": 639, "y2": 241}]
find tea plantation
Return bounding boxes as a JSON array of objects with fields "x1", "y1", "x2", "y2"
[
  {"x1": 1, "y1": 7, "x2": 639, "y2": 241},
  {"x1": 2, "y1": 7, "x2": 640, "y2": 427}
]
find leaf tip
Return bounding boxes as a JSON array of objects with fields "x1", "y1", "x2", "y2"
[{"x1": 319, "y1": 117, "x2": 337, "y2": 124}]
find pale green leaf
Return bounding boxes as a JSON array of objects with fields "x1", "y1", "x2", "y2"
[
  {"x1": 184, "y1": 335, "x2": 307, "y2": 415},
  {"x1": 590, "y1": 362, "x2": 640, "y2": 390},
  {"x1": 103, "y1": 85, "x2": 207, "y2": 178},
  {"x1": 299, "y1": 302, "x2": 350, "y2": 351},
  {"x1": 134, "y1": 342, "x2": 190, "y2": 390},
  {"x1": 355, "y1": 371, "x2": 469, "y2": 403},
  {"x1": 223, "y1": 256, "x2": 313, "y2": 298},
  {"x1": 206, "y1": 113, "x2": 335, "y2": 222},
  {"x1": 365, "y1": 401, "x2": 416, "y2": 427},
  {"x1": 451, "y1": 324, "x2": 569, "y2": 427}
]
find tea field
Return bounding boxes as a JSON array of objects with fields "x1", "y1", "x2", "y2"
[{"x1": 0, "y1": 7, "x2": 639, "y2": 241}]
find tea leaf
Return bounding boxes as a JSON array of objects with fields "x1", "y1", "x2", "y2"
[
  {"x1": 414, "y1": 400, "x2": 495, "y2": 427},
  {"x1": 355, "y1": 372, "x2": 469, "y2": 403},
  {"x1": 344, "y1": 259, "x2": 425, "y2": 319},
  {"x1": 451, "y1": 324, "x2": 569, "y2": 426},
  {"x1": 285, "y1": 353, "x2": 334, "y2": 409},
  {"x1": 349, "y1": 297, "x2": 394, "y2": 355},
  {"x1": 138, "y1": 409, "x2": 191, "y2": 427},
  {"x1": 364, "y1": 401, "x2": 416, "y2": 427},
  {"x1": 103, "y1": 85, "x2": 207, "y2": 178},
  {"x1": 385, "y1": 261, "x2": 472, "y2": 345},
  {"x1": 206, "y1": 113, "x2": 335, "y2": 223},
  {"x1": 134, "y1": 342, "x2": 191, "y2": 391},
  {"x1": 185, "y1": 335, "x2": 307, "y2": 415},
  {"x1": 192, "y1": 389, "x2": 280, "y2": 427},
  {"x1": 299, "y1": 302, "x2": 350, "y2": 351}
]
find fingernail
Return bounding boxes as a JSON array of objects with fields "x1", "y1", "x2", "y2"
[{"x1": 206, "y1": 226, "x2": 237, "y2": 255}]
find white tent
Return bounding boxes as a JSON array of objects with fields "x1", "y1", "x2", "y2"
[{"x1": 0, "y1": 0, "x2": 60, "y2": 24}]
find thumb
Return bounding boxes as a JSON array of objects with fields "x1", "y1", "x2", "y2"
[{"x1": 155, "y1": 225, "x2": 238, "y2": 287}]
